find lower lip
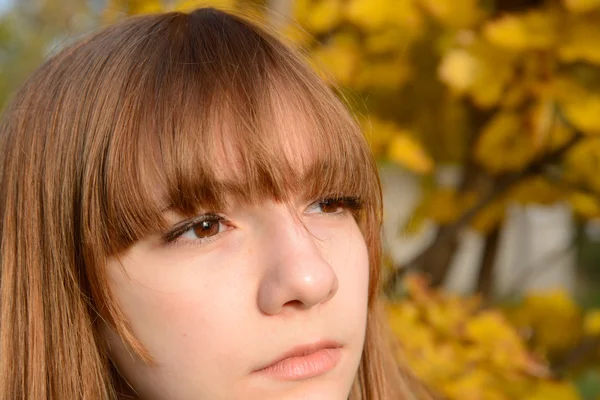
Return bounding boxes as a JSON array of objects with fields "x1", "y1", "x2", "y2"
[{"x1": 255, "y1": 347, "x2": 342, "y2": 380}]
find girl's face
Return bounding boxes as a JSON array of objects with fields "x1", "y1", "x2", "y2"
[{"x1": 102, "y1": 191, "x2": 370, "y2": 399}]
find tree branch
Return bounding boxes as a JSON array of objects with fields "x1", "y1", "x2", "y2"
[
  {"x1": 384, "y1": 132, "x2": 584, "y2": 295},
  {"x1": 553, "y1": 336, "x2": 600, "y2": 376}
]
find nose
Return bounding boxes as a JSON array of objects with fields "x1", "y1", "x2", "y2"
[{"x1": 256, "y1": 207, "x2": 339, "y2": 315}]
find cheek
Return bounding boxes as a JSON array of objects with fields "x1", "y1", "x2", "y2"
[
  {"x1": 103, "y1": 245, "x2": 256, "y2": 397},
  {"x1": 109, "y1": 270, "x2": 248, "y2": 352},
  {"x1": 331, "y1": 224, "x2": 370, "y2": 328},
  {"x1": 320, "y1": 221, "x2": 370, "y2": 304},
  {"x1": 309, "y1": 220, "x2": 370, "y2": 356}
]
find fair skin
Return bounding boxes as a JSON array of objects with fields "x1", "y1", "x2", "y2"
[{"x1": 102, "y1": 191, "x2": 370, "y2": 400}]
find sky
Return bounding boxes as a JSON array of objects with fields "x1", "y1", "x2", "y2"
[{"x1": 0, "y1": 0, "x2": 13, "y2": 15}]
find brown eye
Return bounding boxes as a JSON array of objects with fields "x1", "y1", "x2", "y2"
[
  {"x1": 306, "y1": 196, "x2": 364, "y2": 216},
  {"x1": 162, "y1": 213, "x2": 230, "y2": 245},
  {"x1": 319, "y1": 199, "x2": 344, "y2": 214},
  {"x1": 192, "y1": 219, "x2": 221, "y2": 239}
]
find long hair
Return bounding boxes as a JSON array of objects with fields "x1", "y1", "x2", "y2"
[{"x1": 0, "y1": 8, "x2": 430, "y2": 399}]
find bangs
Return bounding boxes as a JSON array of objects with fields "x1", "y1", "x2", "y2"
[{"x1": 96, "y1": 9, "x2": 381, "y2": 254}]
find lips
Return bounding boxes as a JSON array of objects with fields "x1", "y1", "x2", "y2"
[{"x1": 253, "y1": 339, "x2": 342, "y2": 372}]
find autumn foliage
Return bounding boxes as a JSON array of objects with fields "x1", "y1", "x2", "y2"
[
  {"x1": 285, "y1": 0, "x2": 600, "y2": 229},
  {"x1": 387, "y1": 274, "x2": 600, "y2": 399}
]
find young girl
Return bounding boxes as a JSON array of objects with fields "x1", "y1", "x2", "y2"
[{"x1": 0, "y1": 7, "x2": 432, "y2": 400}]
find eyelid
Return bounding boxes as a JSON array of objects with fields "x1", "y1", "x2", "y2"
[
  {"x1": 161, "y1": 213, "x2": 227, "y2": 244},
  {"x1": 305, "y1": 196, "x2": 364, "y2": 215}
]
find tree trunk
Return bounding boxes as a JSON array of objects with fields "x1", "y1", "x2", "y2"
[{"x1": 476, "y1": 226, "x2": 501, "y2": 298}]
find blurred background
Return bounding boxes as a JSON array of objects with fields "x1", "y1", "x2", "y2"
[{"x1": 2, "y1": 0, "x2": 600, "y2": 398}]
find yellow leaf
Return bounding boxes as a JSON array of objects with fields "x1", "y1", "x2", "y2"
[
  {"x1": 403, "y1": 273, "x2": 436, "y2": 304},
  {"x1": 584, "y1": 310, "x2": 600, "y2": 336},
  {"x1": 345, "y1": 0, "x2": 390, "y2": 31},
  {"x1": 387, "y1": 132, "x2": 434, "y2": 174},
  {"x1": 439, "y1": 40, "x2": 516, "y2": 108},
  {"x1": 465, "y1": 311, "x2": 530, "y2": 369},
  {"x1": 303, "y1": 0, "x2": 344, "y2": 34},
  {"x1": 442, "y1": 369, "x2": 509, "y2": 400},
  {"x1": 529, "y1": 98, "x2": 556, "y2": 151},
  {"x1": 483, "y1": 10, "x2": 559, "y2": 51},
  {"x1": 508, "y1": 177, "x2": 564, "y2": 205},
  {"x1": 386, "y1": 0, "x2": 425, "y2": 33},
  {"x1": 501, "y1": 81, "x2": 530, "y2": 108},
  {"x1": 424, "y1": 188, "x2": 463, "y2": 225},
  {"x1": 102, "y1": 1, "x2": 126, "y2": 23},
  {"x1": 384, "y1": 274, "x2": 569, "y2": 399},
  {"x1": 564, "y1": 138, "x2": 600, "y2": 193},
  {"x1": 475, "y1": 111, "x2": 536, "y2": 174},
  {"x1": 548, "y1": 111, "x2": 576, "y2": 151},
  {"x1": 554, "y1": 77, "x2": 600, "y2": 134},
  {"x1": 425, "y1": 299, "x2": 470, "y2": 336},
  {"x1": 512, "y1": 290, "x2": 583, "y2": 355},
  {"x1": 293, "y1": 0, "x2": 312, "y2": 27},
  {"x1": 419, "y1": 0, "x2": 485, "y2": 29},
  {"x1": 364, "y1": 28, "x2": 413, "y2": 54},
  {"x1": 471, "y1": 200, "x2": 506, "y2": 233},
  {"x1": 127, "y1": 0, "x2": 164, "y2": 14},
  {"x1": 563, "y1": 0, "x2": 600, "y2": 13},
  {"x1": 280, "y1": 23, "x2": 314, "y2": 47},
  {"x1": 558, "y1": 16, "x2": 600, "y2": 65},
  {"x1": 414, "y1": 343, "x2": 465, "y2": 388},
  {"x1": 438, "y1": 48, "x2": 477, "y2": 92},
  {"x1": 174, "y1": 0, "x2": 236, "y2": 12},
  {"x1": 309, "y1": 33, "x2": 361, "y2": 86},
  {"x1": 346, "y1": 0, "x2": 424, "y2": 32},
  {"x1": 386, "y1": 301, "x2": 420, "y2": 326},
  {"x1": 569, "y1": 191, "x2": 600, "y2": 219},
  {"x1": 354, "y1": 56, "x2": 411, "y2": 90},
  {"x1": 360, "y1": 116, "x2": 396, "y2": 157},
  {"x1": 526, "y1": 381, "x2": 581, "y2": 400}
]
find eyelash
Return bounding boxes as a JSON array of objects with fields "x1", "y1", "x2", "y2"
[{"x1": 161, "y1": 196, "x2": 364, "y2": 247}]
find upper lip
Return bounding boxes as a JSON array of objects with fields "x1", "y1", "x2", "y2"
[{"x1": 253, "y1": 339, "x2": 342, "y2": 372}]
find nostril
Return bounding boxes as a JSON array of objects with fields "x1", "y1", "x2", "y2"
[{"x1": 283, "y1": 299, "x2": 305, "y2": 309}]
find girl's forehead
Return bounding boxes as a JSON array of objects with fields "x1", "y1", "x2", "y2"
[
  {"x1": 148, "y1": 109, "x2": 331, "y2": 213},
  {"x1": 205, "y1": 95, "x2": 325, "y2": 183}
]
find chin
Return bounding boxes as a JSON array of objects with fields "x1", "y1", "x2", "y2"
[
  {"x1": 250, "y1": 381, "x2": 353, "y2": 400},
  {"x1": 244, "y1": 364, "x2": 357, "y2": 400}
]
